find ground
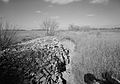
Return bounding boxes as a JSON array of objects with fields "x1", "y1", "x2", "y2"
[{"x1": 12, "y1": 30, "x2": 120, "y2": 84}]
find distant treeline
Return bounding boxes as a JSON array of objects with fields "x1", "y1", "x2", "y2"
[
  {"x1": 68, "y1": 24, "x2": 120, "y2": 31},
  {"x1": 2, "y1": 29, "x2": 27, "y2": 31},
  {"x1": 12, "y1": 26, "x2": 120, "y2": 31},
  {"x1": 31, "y1": 29, "x2": 47, "y2": 31}
]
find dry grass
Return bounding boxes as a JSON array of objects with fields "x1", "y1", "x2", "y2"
[
  {"x1": 11, "y1": 30, "x2": 120, "y2": 84},
  {"x1": 0, "y1": 19, "x2": 17, "y2": 51},
  {"x1": 57, "y1": 31, "x2": 120, "y2": 84},
  {"x1": 15, "y1": 31, "x2": 46, "y2": 43}
]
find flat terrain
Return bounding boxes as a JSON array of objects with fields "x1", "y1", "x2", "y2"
[
  {"x1": 16, "y1": 30, "x2": 120, "y2": 84},
  {"x1": 15, "y1": 31, "x2": 46, "y2": 42}
]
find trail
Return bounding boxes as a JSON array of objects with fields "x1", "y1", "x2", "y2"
[{"x1": 60, "y1": 39, "x2": 76, "y2": 84}]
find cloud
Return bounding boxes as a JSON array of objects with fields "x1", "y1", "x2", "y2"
[
  {"x1": 48, "y1": 5, "x2": 54, "y2": 7},
  {"x1": 35, "y1": 10, "x2": 49, "y2": 17},
  {"x1": 44, "y1": 0, "x2": 81, "y2": 5},
  {"x1": 35, "y1": 10, "x2": 42, "y2": 14},
  {"x1": 50, "y1": 16, "x2": 60, "y2": 19},
  {"x1": 87, "y1": 14, "x2": 95, "y2": 17},
  {"x1": 90, "y1": 0, "x2": 109, "y2": 4},
  {"x1": 1, "y1": 0, "x2": 10, "y2": 3}
]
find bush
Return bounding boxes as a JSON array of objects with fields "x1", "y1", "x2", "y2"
[
  {"x1": 41, "y1": 19, "x2": 59, "y2": 36},
  {"x1": 68, "y1": 24, "x2": 80, "y2": 31},
  {"x1": 0, "y1": 18, "x2": 17, "y2": 51}
]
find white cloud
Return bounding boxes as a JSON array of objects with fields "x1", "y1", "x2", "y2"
[
  {"x1": 50, "y1": 16, "x2": 60, "y2": 19},
  {"x1": 44, "y1": 0, "x2": 81, "y2": 5},
  {"x1": 1, "y1": 0, "x2": 10, "y2": 3},
  {"x1": 87, "y1": 14, "x2": 95, "y2": 17},
  {"x1": 35, "y1": 10, "x2": 42, "y2": 14},
  {"x1": 90, "y1": 0, "x2": 109, "y2": 4}
]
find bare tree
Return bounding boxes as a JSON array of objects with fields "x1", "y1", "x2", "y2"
[
  {"x1": 68, "y1": 24, "x2": 75, "y2": 31},
  {"x1": 0, "y1": 17, "x2": 17, "y2": 51},
  {"x1": 41, "y1": 18, "x2": 59, "y2": 36}
]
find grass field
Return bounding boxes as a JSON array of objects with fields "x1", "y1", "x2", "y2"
[
  {"x1": 15, "y1": 30, "x2": 120, "y2": 84},
  {"x1": 15, "y1": 31, "x2": 46, "y2": 43}
]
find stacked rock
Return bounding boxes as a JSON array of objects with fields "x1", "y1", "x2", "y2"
[{"x1": 0, "y1": 36, "x2": 70, "y2": 84}]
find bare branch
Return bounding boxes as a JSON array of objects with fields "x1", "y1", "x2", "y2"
[{"x1": 41, "y1": 18, "x2": 59, "y2": 36}]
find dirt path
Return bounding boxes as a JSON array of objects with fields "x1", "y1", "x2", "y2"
[{"x1": 60, "y1": 39, "x2": 76, "y2": 84}]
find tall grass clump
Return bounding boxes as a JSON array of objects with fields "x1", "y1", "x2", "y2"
[
  {"x1": 72, "y1": 37, "x2": 120, "y2": 84},
  {"x1": 0, "y1": 18, "x2": 17, "y2": 51},
  {"x1": 58, "y1": 31, "x2": 120, "y2": 84}
]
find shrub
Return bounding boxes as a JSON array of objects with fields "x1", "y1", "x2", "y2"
[
  {"x1": 68, "y1": 24, "x2": 80, "y2": 31},
  {"x1": 0, "y1": 18, "x2": 17, "y2": 51},
  {"x1": 41, "y1": 19, "x2": 59, "y2": 36}
]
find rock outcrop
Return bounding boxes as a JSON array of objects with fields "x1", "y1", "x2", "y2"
[{"x1": 0, "y1": 36, "x2": 76, "y2": 84}]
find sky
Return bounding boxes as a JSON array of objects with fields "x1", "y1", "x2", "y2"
[{"x1": 0, "y1": 0, "x2": 120, "y2": 29}]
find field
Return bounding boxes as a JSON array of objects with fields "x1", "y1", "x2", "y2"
[
  {"x1": 15, "y1": 30, "x2": 46, "y2": 43},
  {"x1": 57, "y1": 30, "x2": 120, "y2": 84},
  {"x1": 11, "y1": 30, "x2": 120, "y2": 84}
]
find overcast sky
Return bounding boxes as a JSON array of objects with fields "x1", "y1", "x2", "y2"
[{"x1": 0, "y1": 0, "x2": 120, "y2": 29}]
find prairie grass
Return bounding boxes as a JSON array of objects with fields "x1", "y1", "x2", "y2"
[
  {"x1": 15, "y1": 31, "x2": 46, "y2": 43},
  {"x1": 2, "y1": 30, "x2": 120, "y2": 84},
  {"x1": 0, "y1": 18, "x2": 17, "y2": 51},
  {"x1": 57, "y1": 31, "x2": 120, "y2": 84}
]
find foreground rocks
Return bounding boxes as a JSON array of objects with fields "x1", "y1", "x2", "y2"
[{"x1": 0, "y1": 36, "x2": 76, "y2": 84}]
